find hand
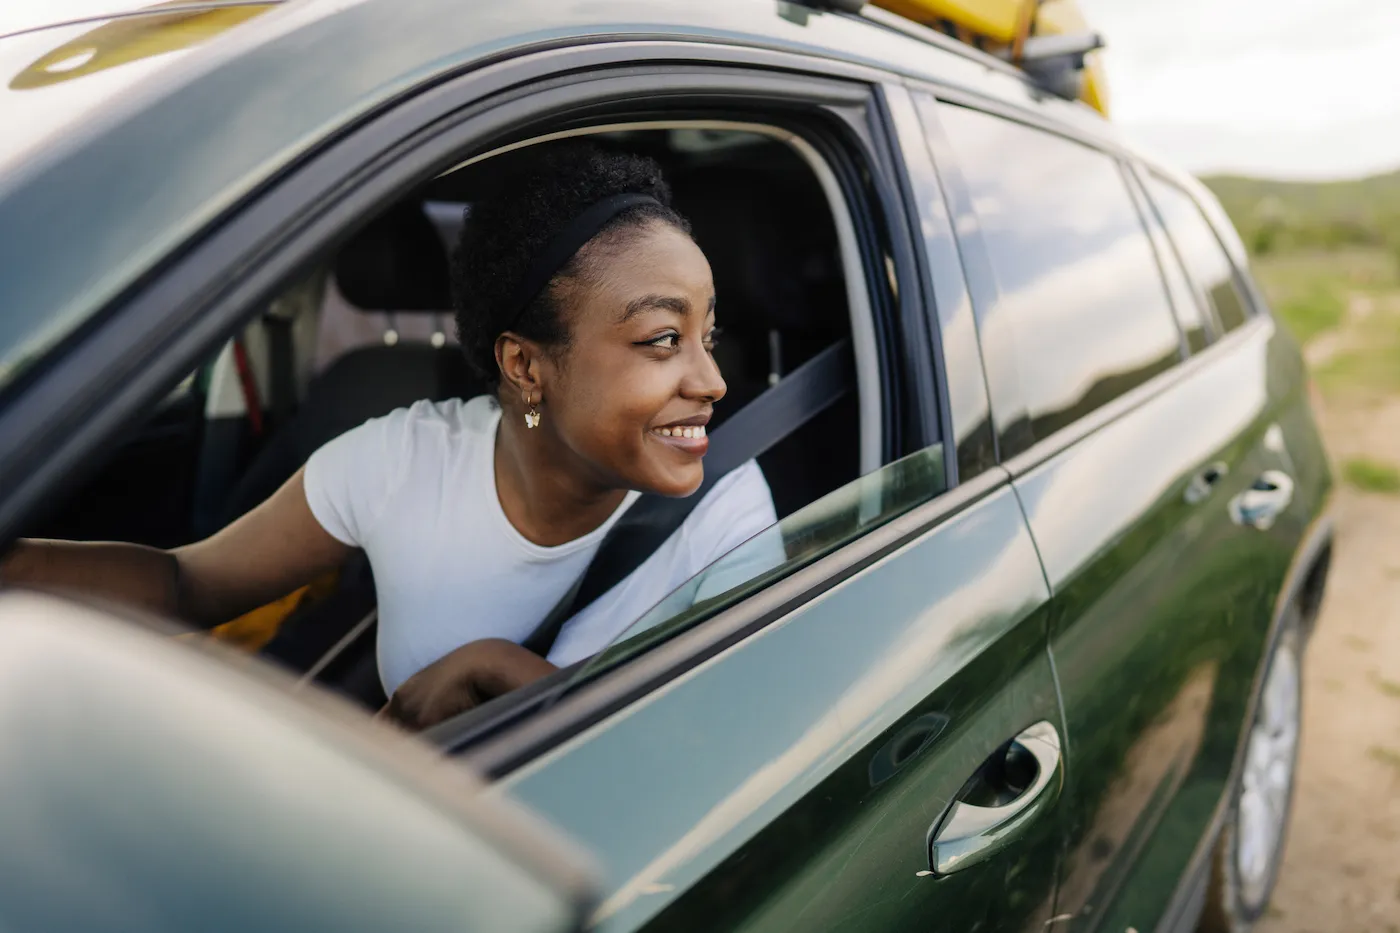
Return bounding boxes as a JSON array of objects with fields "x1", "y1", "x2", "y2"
[{"x1": 381, "y1": 638, "x2": 557, "y2": 731}]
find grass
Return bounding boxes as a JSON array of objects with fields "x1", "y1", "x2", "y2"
[
  {"x1": 1274, "y1": 282, "x2": 1346, "y2": 345},
  {"x1": 1342, "y1": 457, "x2": 1400, "y2": 494}
]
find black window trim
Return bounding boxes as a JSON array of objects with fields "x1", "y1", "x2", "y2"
[
  {"x1": 1132, "y1": 162, "x2": 1262, "y2": 330},
  {"x1": 0, "y1": 40, "x2": 928, "y2": 541},
  {"x1": 1122, "y1": 163, "x2": 1225, "y2": 348},
  {"x1": 1118, "y1": 160, "x2": 1197, "y2": 359}
]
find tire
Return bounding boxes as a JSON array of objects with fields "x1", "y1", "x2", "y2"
[{"x1": 1197, "y1": 605, "x2": 1303, "y2": 933}]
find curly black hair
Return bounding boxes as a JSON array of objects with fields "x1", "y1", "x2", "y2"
[{"x1": 452, "y1": 141, "x2": 691, "y2": 389}]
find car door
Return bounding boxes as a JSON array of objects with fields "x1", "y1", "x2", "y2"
[
  {"x1": 442, "y1": 79, "x2": 1068, "y2": 933},
  {"x1": 0, "y1": 590, "x2": 595, "y2": 933},
  {"x1": 476, "y1": 453, "x2": 1062, "y2": 933},
  {"x1": 918, "y1": 98, "x2": 1319, "y2": 933}
]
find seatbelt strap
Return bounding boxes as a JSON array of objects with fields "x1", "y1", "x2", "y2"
[
  {"x1": 264, "y1": 315, "x2": 296, "y2": 429},
  {"x1": 522, "y1": 336, "x2": 856, "y2": 656}
]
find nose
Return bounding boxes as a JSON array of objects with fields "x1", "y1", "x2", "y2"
[{"x1": 680, "y1": 340, "x2": 726, "y2": 403}]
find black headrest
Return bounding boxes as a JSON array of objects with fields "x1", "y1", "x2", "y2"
[
  {"x1": 669, "y1": 165, "x2": 845, "y2": 335},
  {"x1": 334, "y1": 202, "x2": 452, "y2": 311}
]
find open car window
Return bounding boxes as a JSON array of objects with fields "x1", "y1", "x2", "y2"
[{"x1": 565, "y1": 445, "x2": 948, "y2": 690}]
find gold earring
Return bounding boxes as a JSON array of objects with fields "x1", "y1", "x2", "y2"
[{"x1": 524, "y1": 395, "x2": 541, "y2": 429}]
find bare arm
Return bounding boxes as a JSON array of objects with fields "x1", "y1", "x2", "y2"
[{"x1": 1, "y1": 468, "x2": 351, "y2": 628}]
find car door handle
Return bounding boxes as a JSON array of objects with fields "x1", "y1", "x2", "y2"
[
  {"x1": 1184, "y1": 461, "x2": 1230, "y2": 504},
  {"x1": 927, "y1": 721, "x2": 1062, "y2": 875},
  {"x1": 1229, "y1": 470, "x2": 1294, "y2": 530}
]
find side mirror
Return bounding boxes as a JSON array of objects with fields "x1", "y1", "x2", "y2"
[{"x1": 0, "y1": 591, "x2": 596, "y2": 933}]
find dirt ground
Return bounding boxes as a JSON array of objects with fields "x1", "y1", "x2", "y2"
[{"x1": 1256, "y1": 304, "x2": 1400, "y2": 933}]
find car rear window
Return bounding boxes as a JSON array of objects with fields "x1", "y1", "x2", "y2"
[
  {"x1": 938, "y1": 106, "x2": 1182, "y2": 454},
  {"x1": 1142, "y1": 173, "x2": 1252, "y2": 335}
]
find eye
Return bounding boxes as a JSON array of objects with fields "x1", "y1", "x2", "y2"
[
  {"x1": 638, "y1": 332, "x2": 680, "y2": 350},
  {"x1": 704, "y1": 326, "x2": 722, "y2": 352}
]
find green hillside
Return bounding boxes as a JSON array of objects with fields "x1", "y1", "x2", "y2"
[{"x1": 1202, "y1": 169, "x2": 1400, "y2": 256}]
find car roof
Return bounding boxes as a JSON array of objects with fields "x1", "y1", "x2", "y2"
[
  {"x1": 0, "y1": 0, "x2": 280, "y2": 38},
  {"x1": 0, "y1": 0, "x2": 1121, "y2": 390}
]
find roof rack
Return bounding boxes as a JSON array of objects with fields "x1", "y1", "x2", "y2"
[{"x1": 799, "y1": 0, "x2": 1109, "y2": 116}]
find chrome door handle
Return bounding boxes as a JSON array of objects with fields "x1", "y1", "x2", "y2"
[
  {"x1": 1184, "y1": 460, "x2": 1230, "y2": 504},
  {"x1": 927, "y1": 721, "x2": 1062, "y2": 875},
  {"x1": 1229, "y1": 470, "x2": 1294, "y2": 530}
]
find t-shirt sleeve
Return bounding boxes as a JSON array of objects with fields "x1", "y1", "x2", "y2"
[{"x1": 303, "y1": 407, "x2": 414, "y2": 547}]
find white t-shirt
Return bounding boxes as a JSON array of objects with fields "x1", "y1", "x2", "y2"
[{"x1": 303, "y1": 396, "x2": 778, "y2": 695}]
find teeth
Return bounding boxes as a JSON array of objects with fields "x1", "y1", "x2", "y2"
[{"x1": 654, "y1": 425, "x2": 706, "y2": 438}]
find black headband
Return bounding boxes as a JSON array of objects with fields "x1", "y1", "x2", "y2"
[{"x1": 506, "y1": 192, "x2": 662, "y2": 327}]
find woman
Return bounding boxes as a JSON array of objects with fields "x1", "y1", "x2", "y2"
[{"x1": 1, "y1": 143, "x2": 777, "y2": 727}]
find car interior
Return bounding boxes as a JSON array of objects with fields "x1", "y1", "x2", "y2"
[{"x1": 19, "y1": 125, "x2": 871, "y2": 710}]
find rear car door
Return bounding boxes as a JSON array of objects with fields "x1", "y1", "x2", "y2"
[
  {"x1": 447, "y1": 79, "x2": 1067, "y2": 933},
  {"x1": 919, "y1": 97, "x2": 1327, "y2": 933}
]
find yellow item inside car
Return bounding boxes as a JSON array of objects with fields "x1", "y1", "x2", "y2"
[
  {"x1": 870, "y1": 0, "x2": 1109, "y2": 116},
  {"x1": 202, "y1": 571, "x2": 340, "y2": 652}
]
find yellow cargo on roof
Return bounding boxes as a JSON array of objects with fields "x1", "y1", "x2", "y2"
[{"x1": 871, "y1": 0, "x2": 1109, "y2": 117}]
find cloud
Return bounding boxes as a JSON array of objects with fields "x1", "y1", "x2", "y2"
[{"x1": 1078, "y1": 0, "x2": 1400, "y2": 178}]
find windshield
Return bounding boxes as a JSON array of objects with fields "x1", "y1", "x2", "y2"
[{"x1": 565, "y1": 444, "x2": 948, "y2": 691}]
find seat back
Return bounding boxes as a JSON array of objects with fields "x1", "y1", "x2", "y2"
[{"x1": 218, "y1": 203, "x2": 481, "y2": 528}]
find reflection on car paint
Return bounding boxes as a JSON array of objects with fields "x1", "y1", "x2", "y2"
[{"x1": 10, "y1": 3, "x2": 274, "y2": 90}]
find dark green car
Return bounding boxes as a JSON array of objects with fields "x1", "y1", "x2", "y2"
[{"x1": 0, "y1": 2, "x2": 1334, "y2": 932}]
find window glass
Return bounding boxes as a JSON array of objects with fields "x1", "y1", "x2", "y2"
[
  {"x1": 1126, "y1": 172, "x2": 1212, "y2": 353},
  {"x1": 568, "y1": 445, "x2": 947, "y2": 688},
  {"x1": 939, "y1": 106, "x2": 1182, "y2": 449},
  {"x1": 1143, "y1": 174, "x2": 1251, "y2": 334}
]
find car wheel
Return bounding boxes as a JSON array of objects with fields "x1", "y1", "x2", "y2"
[{"x1": 1198, "y1": 605, "x2": 1303, "y2": 933}]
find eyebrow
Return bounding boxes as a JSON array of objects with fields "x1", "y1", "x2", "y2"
[{"x1": 620, "y1": 294, "x2": 691, "y2": 323}]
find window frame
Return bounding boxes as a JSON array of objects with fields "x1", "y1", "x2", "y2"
[
  {"x1": 1133, "y1": 164, "x2": 1259, "y2": 337},
  {"x1": 1122, "y1": 164, "x2": 1222, "y2": 352},
  {"x1": 916, "y1": 93, "x2": 1189, "y2": 462}
]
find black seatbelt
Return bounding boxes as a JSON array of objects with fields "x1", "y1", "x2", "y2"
[
  {"x1": 264, "y1": 314, "x2": 296, "y2": 429},
  {"x1": 522, "y1": 336, "x2": 856, "y2": 656}
]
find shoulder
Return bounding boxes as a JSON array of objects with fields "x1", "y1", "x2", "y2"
[
  {"x1": 382, "y1": 394, "x2": 498, "y2": 442},
  {"x1": 302, "y1": 394, "x2": 498, "y2": 546},
  {"x1": 685, "y1": 460, "x2": 777, "y2": 538},
  {"x1": 707, "y1": 460, "x2": 773, "y2": 507}
]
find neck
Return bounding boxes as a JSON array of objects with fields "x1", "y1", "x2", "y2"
[{"x1": 493, "y1": 409, "x2": 628, "y2": 548}]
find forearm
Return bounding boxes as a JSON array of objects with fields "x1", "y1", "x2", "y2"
[{"x1": 1, "y1": 539, "x2": 182, "y2": 618}]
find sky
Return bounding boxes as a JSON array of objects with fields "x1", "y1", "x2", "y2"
[
  {"x1": 5, "y1": 0, "x2": 1400, "y2": 181},
  {"x1": 1078, "y1": 0, "x2": 1400, "y2": 181}
]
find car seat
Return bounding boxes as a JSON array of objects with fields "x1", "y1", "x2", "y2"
[{"x1": 217, "y1": 202, "x2": 483, "y2": 529}]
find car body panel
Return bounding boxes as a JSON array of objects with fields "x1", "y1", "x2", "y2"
[{"x1": 499, "y1": 484, "x2": 1062, "y2": 932}]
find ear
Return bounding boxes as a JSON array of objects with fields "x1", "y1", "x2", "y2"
[{"x1": 495, "y1": 332, "x2": 546, "y2": 405}]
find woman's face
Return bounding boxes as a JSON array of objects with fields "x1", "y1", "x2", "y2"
[{"x1": 540, "y1": 221, "x2": 724, "y2": 498}]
